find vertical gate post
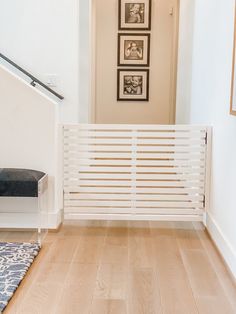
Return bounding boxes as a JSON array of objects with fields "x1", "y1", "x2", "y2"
[
  {"x1": 131, "y1": 129, "x2": 138, "y2": 217},
  {"x1": 203, "y1": 126, "x2": 212, "y2": 226}
]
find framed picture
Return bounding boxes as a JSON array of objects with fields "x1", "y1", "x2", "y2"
[
  {"x1": 231, "y1": 5, "x2": 236, "y2": 115},
  {"x1": 118, "y1": 33, "x2": 150, "y2": 66},
  {"x1": 117, "y1": 69, "x2": 149, "y2": 101},
  {"x1": 118, "y1": 0, "x2": 152, "y2": 30}
]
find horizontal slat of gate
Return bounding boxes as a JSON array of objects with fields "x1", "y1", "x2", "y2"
[
  {"x1": 65, "y1": 208, "x2": 204, "y2": 215},
  {"x1": 64, "y1": 130, "x2": 206, "y2": 138},
  {"x1": 64, "y1": 157, "x2": 205, "y2": 164},
  {"x1": 64, "y1": 160, "x2": 205, "y2": 167},
  {"x1": 65, "y1": 138, "x2": 205, "y2": 145},
  {"x1": 63, "y1": 124, "x2": 208, "y2": 220},
  {"x1": 64, "y1": 152, "x2": 205, "y2": 160},
  {"x1": 64, "y1": 180, "x2": 205, "y2": 188},
  {"x1": 64, "y1": 173, "x2": 204, "y2": 180},
  {"x1": 65, "y1": 200, "x2": 203, "y2": 208},
  {"x1": 64, "y1": 194, "x2": 204, "y2": 201},
  {"x1": 64, "y1": 145, "x2": 206, "y2": 153},
  {"x1": 64, "y1": 187, "x2": 204, "y2": 194},
  {"x1": 64, "y1": 124, "x2": 207, "y2": 131},
  {"x1": 64, "y1": 166, "x2": 205, "y2": 174}
]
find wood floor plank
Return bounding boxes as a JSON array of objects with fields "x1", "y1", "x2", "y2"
[
  {"x1": 81, "y1": 225, "x2": 108, "y2": 237},
  {"x1": 61, "y1": 221, "x2": 84, "y2": 237},
  {"x1": 0, "y1": 231, "x2": 10, "y2": 241},
  {"x1": 106, "y1": 227, "x2": 128, "y2": 246},
  {"x1": 151, "y1": 228, "x2": 198, "y2": 314},
  {"x1": 13, "y1": 283, "x2": 64, "y2": 314},
  {"x1": 0, "y1": 231, "x2": 36, "y2": 243},
  {"x1": 55, "y1": 263, "x2": 98, "y2": 314},
  {"x1": 177, "y1": 238, "x2": 222, "y2": 295},
  {"x1": 91, "y1": 299, "x2": 127, "y2": 314},
  {"x1": 100, "y1": 228, "x2": 128, "y2": 265},
  {"x1": 195, "y1": 296, "x2": 234, "y2": 314},
  {"x1": 149, "y1": 221, "x2": 175, "y2": 229},
  {"x1": 128, "y1": 268, "x2": 162, "y2": 314},
  {"x1": 73, "y1": 235, "x2": 105, "y2": 263},
  {"x1": 47, "y1": 238, "x2": 79, "y2": 263},
  {"x1": 108, "y1": 220, "x2": 129, "y2": 228},
  {"x1": 2, "y1": 221, "x2": 236, "y2": 314},
  {"x1": 35, "y1": 262, "x2": 70, "y2": 285},
  {"x1": 180, "y1": 249, "x2": 235, "y2": 314},
  {"x1": 129, "y1": 221, "x2": 151, "y2": 229},
  {"x1": 65, "y1": 263, "x2": 98, "y2": 286},
  {"x1": 196, "y1": 226, "x2": 236, "y2": 310},
  {"x1": 94, "y1": 263, "x2": 128, "y2": 300},
  {"x1": 174, "y1": 226, "x2": 203, "y2": 250},
  {"x1": 128, "y1": 232, "x2": 154, "y2": 268},
  {"x1": 100, "y1": 242, "x2": 128, "y2": 265},
  {"x1": 175, "y1": 223, "x2": 236, "y2": 313},
  {"x1": 55, "y1": 284, "x2": 94, "y2": 314}
]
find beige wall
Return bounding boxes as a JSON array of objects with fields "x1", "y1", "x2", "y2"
[{"x1": 93, "y1": 0, "x2": 179, "y2": 124}]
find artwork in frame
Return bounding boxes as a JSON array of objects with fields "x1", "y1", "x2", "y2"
[
  {"x1": 118, "y1": 0, "x2": 152, "y2": 30},
  {"x1": 231, "y1": 4, "x2": 236, "y2": 115},
  {"x1": 118, "y1": 33, "x2": 150, "y2": 66},
  {"x1": 117, "y1": 69, "x2": 149, "y2": 101}
]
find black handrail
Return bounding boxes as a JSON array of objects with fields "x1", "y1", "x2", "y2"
[{"x1": 0, "y1": 53, "x2": 64, "y2": 100}]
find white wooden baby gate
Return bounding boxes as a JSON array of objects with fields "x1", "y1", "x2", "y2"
[{"x1": 63, "y1": 124, "x2": 211, "y2": 222}]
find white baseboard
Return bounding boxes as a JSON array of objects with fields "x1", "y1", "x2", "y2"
[
  {"x1": 0, "y1": 209, "x2": 63, "y2": 230},
  {"x1": 206, "y1": 212, "x2": 236, "y2": 280},
  {"x1": 48, "y1": 209, "x2": 63, "y2": 229}
]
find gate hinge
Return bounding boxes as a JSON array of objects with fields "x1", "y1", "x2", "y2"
[{"x1": 203, "y1": 195, "x2": 206, "y2": 208}]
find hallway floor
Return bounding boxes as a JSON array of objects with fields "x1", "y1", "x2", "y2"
[{"x1": 2, "y1": 221, "x2": 236, "y2": 314}]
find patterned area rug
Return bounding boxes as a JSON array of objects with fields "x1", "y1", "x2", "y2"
[{"x1": 0, "y1": 242, "x2": 40, "y2": 312}]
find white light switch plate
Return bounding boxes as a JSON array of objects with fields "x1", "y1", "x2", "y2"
[{"x1": 45, "y1": 74, "x2": 58, "y2": 87}]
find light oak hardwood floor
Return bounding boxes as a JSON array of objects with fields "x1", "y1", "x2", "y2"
[{"x1": 1, "y1": 220, "x2": 236, "y2": 314}]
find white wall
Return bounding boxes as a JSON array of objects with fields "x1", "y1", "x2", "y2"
[
  {"x1": 0, "y1": 0, "x2": 80, "y2": 124},
  {"x1": 0, "y1": 65, "x2": 62, "y2": 228},
  {"x1": 78, "y1": 0, "x2": 90, "y2": 122},
  {"x1": 177, "y1": 0, "x2": 236, "y2": 278},
  {"x1": 0, "y1": 0, "x2": 82, "y2": 227},
  {"x1": 176, "y1": 0, "x2": 195, "y2": 123}
]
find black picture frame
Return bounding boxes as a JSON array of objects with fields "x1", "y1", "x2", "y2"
[
  {"x1": 118, "y1": 0, "x2": 152, "y2": 31},
  {"x1": 118, "y1": 33, "x2": 151, "y2": 67},
  {"x1": 117, "y1": 69, "x2": 149, "y2": 101}
]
